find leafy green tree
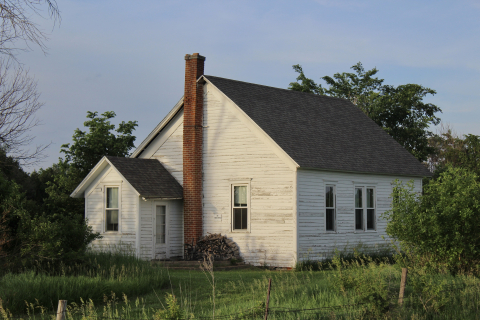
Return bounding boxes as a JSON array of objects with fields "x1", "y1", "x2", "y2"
[
  {"x1": 44, "y1": 111, "x2": 138, "y2": 217},
  {"x1": 384, "y1": 166, "x2": 480, "y2": 273},
  {"x1": 0, "y1": 148, "x2": 35, "y2": 198},
  {"x1": 28, "y1": 166, "x2": 56, "y2": 204},
  {"x1": 289, "y1": 63, "x2": 441, "y2": 162},
  {"x1": 61, "y1": 111, "x2": 138, "y2": 178},
  {"x1": 0, "y1": 174, "x2": 100, "y2": 270},
  {"x1": 1, "y1": 111, "x2": 136, "y2": 269},
  {"x1": 0, "y1": 174, "x2": 24, "y2": 264},
  {"x1": 428, "y1": 126, "x2": 480, "y2": 178}
]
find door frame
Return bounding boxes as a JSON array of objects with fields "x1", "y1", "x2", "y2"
[{"x1": 152, "y1": 201, "x2": 169, "y2": 260}]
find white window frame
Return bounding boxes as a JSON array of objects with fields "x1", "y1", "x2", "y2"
[
  {"x1": 354, "y1": 186, "x2": 376, "y2": 232},
  {"x1": 104, "y1": 185, "x2": 121, "y2": 233},
  {"x1": 325, "y1": 184, "x2": 336, "y2": 232},
  {"x1": 231, "y1": 183, "x2": 250, "y2": 233}
]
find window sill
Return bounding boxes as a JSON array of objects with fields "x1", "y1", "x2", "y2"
[
  {"x1": 231, "y1": 229, "x2": 250, "y2": 233},
  {"x1": 354, "y1": 230, "x2": 377, "y2": 233}
]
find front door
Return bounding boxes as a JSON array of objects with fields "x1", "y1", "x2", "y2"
[{"x1": 153, "y1": 203, "x2": 168, "y2": 260}]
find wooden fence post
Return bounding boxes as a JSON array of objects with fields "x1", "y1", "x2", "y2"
[
  {"x1": 398, "y1": 268, "x2": 408, "y2": 305},
  {"x1": 56, "y1": 300, "x2": 67, "y2": 320},
  {"x1": 264, "y1": 278, "x2": 272, "y2": 320}
]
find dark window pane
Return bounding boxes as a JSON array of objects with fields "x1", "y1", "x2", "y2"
[
  {"x1": 242, "y1": 208, "x2": 248, "y2": 229},
  {"x1": 326, "y1": 208, "x2": 334, "y2": 231},
  {"x1": 355, "y1": 209, "x2": 363, "y2": 230},
  {"x1": 156, "y1": 206, "x2": 166, "y2": 244},
  {"x1": 355, "y1": 188, "x2": 362, "y2": 208},
  {"x1": 106, "y1": 210, "x2": 119, "y2": 231},
  {"x1": 325, "y1": 186, "x2": 334, "y2": 208},
  {"x1": 234, "y1": 208, "x2": 248, "y2": 229},
  {"x1": 367, "y1": 209, "x2": 375, "y2": 230},
  {"x1": 367, "y1": 188, "x2": 374, "y2": 208},
  {"x1": 234, "y1": 208, "x2": 241, "y2": 229}
]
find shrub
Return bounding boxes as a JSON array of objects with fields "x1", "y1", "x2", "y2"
[
  {"x1": 153, "y1": 294, "x2": 188, "y2": 320},
  {"x1": 0, "y1": 174, "x2": 101, "y2": 272},
  {"x1": 296, "y1": 244, "x2": 395, "y2": 271},
  {"x1": 384, "y1": 166, "x2": 480, "y2": 274},
  {"x1": 330, "y1": 254, "x2": 396, "y2": 318}
]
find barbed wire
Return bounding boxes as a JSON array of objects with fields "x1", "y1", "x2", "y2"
[{"x1": 3, "y1": 280, "x2": 480, "y2": 320}]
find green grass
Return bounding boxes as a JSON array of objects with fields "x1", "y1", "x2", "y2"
[
  {"x1": 0, "y1": 251, "x2": 167, "y2": 314},
  {"x1": 2, "y1": 253, "x2": 480, "y2": 320},
  {"x1": 129, "y1": 266, "x2": 480, "y2": 320}
]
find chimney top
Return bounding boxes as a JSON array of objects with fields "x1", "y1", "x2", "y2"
[{"x1": 185, "y1": 53, "x2": 206, "y2": 61}]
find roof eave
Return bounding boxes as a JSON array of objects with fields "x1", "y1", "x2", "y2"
[
  {"x1": 71, "y1": 157, "x2": 143, "y2": 199},
  {"x1": 141, "y1": 196, "x2": 183, "y2": 201},
  {"x1": 297, "y1": 166, "x2": 432, "y2": 178},
  {"x1": 70, "y1": 156, "x2": 109, "y2": 198}
]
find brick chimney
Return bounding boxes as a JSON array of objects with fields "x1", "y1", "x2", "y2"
[{"x1": 183, "y1": 53, "x2": 205, "y2": 246}]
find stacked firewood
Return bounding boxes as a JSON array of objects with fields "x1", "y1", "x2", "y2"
[{"x1": 184, "y1": 233, "x2": 241, "y2": 261}]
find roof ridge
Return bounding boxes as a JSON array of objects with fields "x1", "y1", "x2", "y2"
[
  {"x1": 203, "y1": 75, "x2": 352, "y2": 103},
  {"x1": 107, "y1": 155, "x2": 158, "y2": 161}
]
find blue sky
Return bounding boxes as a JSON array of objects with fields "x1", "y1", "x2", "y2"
[{"x1": 19, "y1": 0, "x2": 480, "y2": 170}]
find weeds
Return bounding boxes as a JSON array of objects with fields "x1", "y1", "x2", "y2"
[
  {"x1": 2, "y1": 250, "x2": 480, "y2": 320},
  {"x1": 296, "y1": 243, "x2": 395, "y2": 271},
  {"x1": 0, "y1": 251, "x2": 167, "y2": 314},
  {"x1": 330, "y1": 253, "x2": 397, "y2": 318},
  {"x1": 199, "y1": 254, "x2": 215, "y2": 320}
]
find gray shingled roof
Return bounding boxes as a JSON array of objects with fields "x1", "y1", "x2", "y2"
[
  {"x1": 107, "y1": 156, "x2": 183, "y2": 199},
  {"x1": 205, "y1": 75, "x2": 432, "y2": 177}
]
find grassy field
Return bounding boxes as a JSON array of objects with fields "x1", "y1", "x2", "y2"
[
  {"x1": 0, "y1": 251, "x2": 167, "y2": 315},
  {"x1": 1, "y1": 254, "x2": 480, "y2": 319}
]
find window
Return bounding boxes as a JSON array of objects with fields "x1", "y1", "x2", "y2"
[
  {"x1": 105, "y1": 187, "x2": 119, "y2": 231},
  {"x1": 355, "y1": 188, "x2": 363, "y2": 230},
  {"x1": 232, "y1": 185, "x2": 248, "y2": 230},
  {"x1": 366, "y1": 188, "x2": 375, "y2": 230},
  {"x1": 156, "y1": 205, "x2": 166, "y2": 244},
  {"x1": 355, "y1": 187, "x2": 375, "y2": 231},
  {"x1": 325, "y1": 185, "x2": 336, "y2": 231}
]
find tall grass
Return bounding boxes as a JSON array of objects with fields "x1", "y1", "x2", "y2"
[
  {"x1": 0, "y1": 250, "x2": 167, "y2": 314},
  {"x1": 296, "y1": 242, "x2": 396, "y2": 271},
  {"x1": 5, "y1": 267, "x2": 477, "y2": 320},
  {"x1": 2, "y1": 249, "x2": 480, "y2": 319}
]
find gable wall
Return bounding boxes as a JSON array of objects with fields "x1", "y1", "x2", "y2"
[
  {"x1": 85, "y1": 166, "x2": 138, "y2": 254},
  {"x1": 297, "y1": 169, "x2": 422, "y2": 260},
  {"x1": 202, "y1": 84, "x2": 297, "y2": 267},
  {"x1": 138, "y1": 110, "x2": 184, "y2": 185}
]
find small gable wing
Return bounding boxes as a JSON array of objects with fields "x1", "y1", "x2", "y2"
[{"x1": 106, "y1": 156, "x2": 183, "y2": 199}]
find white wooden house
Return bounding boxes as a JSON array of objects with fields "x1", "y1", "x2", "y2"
[{"x1": 71, "y1": 53, "x2": 431, "y2": 267}]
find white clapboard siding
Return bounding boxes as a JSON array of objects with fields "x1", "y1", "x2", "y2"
[
  {"x1": 167, "y1": 200, "x2": 184, "y2": 258},
  {"x1": 151, "y1": 122, "x2": 184, "y2": 184},
  {"x1": 139, "y1": 199, "x2": 184, "y2": 260},
  {"x1": 86, "y1": 166, "x2": 138, "y2": 254},
  {"x1": 202, "y1": 85, "x2": 296, "y2": 267},
  {"x1": 297, "y1": 169, "x2": 422, "y2": 261},
  {"x1": 139, "y1": 199, "x2": 153, "y2": 259},
  {"x1": 138, "y1": 110, "x2": 184, "y2": 185}
]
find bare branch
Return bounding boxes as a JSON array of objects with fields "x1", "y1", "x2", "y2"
[
  {"x1": 0, "y1": 0, "x2": 60, "y2": 57},
  {"x1": 0, "y1": 57, "x2": 48, "y2": 165}
]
